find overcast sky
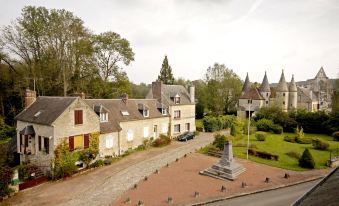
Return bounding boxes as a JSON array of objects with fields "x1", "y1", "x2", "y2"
[{"x1": 1, "y1": 0, "x2": 338, "y2": 83}]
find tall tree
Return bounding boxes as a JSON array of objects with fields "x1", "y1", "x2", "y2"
[
  {"x1": 93, "y1": 32, "x2": 135, "y2": 82},
  {"x1": 158, "y1": 55, "x2": 174, "y2": 84},
  {"x1": 205, "y1": 63, "x2": 242, "y2": 115}
]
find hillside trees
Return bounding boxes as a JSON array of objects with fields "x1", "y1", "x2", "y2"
[{"x1": 0, "y1": 6, "x2": 135, "y2": 100}]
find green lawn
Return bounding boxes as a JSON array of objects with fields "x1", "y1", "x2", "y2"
[{"x1": 199, "y1": 132, "x2": 339, "y2": 171}]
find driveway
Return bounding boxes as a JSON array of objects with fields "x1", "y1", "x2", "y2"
[{"x1": 6, "y1": 132, "x2": 214, "y2": 206}]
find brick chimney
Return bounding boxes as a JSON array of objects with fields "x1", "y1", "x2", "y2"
[
  {"x1": 121, "y1": 93, "x2": 128, "y2": 103},
  {"x1": 25, "y1": 88, "x2": 36, "y2": 109},
  {"x1": 152, "y1": 81, "x2": 162, "y2": 102}
]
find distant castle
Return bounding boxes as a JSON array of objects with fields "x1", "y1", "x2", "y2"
[{"x1": 237, "y1": 67, "x2": 335, "y2": 118}]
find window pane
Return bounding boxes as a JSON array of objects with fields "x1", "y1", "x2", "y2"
[
  {"x1": 106, "y1": 135, "x2": 113, "y2": 148},
  {"x1": 143, "y1": 127, "x2": 149, "y2": 138}
]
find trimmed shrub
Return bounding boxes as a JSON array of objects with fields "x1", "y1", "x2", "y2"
[
  {"x1": 0, "y1": 166, "x2": 13, "y2": 197},
  {"x1": 332, "y1": 131, "x2": 339, "y2": 141},
  {"x1": 284, "y1": 136, "x2": 295, "y2": 143},
  {"x1": 202, "y1": 115, "x2": 236, "y2": 132},
  {"x1": 79, "y1": 148, "x2": 98, "y2": 168},
  {"x1": 270, "y1": 124, "x2": 283, "y2": 134},
  {"x1": 152, "y1": 134, "x2": 171, "y2": 147},
  {"x1": 212, "y1": 134, "x2": 228, "y2": 151},
  {"x1": 312, "y1": 139, "x2": 329, "y2": 150},
  {"x1": 52, "y1": 141, "x2": 79, "y2": 179},
  {"x1": 255, "y1": 132, "x2": 267, "y2": 141},
  {"x1": 248, "y1": 149, "x2": 279, "y2": 160},
  {"x1": 299, "y1": 148, "x2": 315, "y2": 168},
  {"x1": 296, "y1": 137, "x2": 313, "y2": 144},
  {"x1": 256, "y1": 118, "x2": 283, "y2": 134},
  {"x1": 286, "y1": 151, "x2": 301, "y2": 159}
]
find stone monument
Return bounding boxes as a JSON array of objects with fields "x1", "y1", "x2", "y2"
[{"x1": 200, "y1": 140, "x2": 245, "y2": 180}]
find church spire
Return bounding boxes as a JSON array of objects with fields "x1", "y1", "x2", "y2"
[
  {"x1": 289, "y1": 75, "x2": 297, "y2": 92},
  {"x1": 276, "y1": 70, "x2": 288, "y2": 92},
  {"x1": 259, "y1": 71, "x2": 271, "y2": 92},
  {"x1": 242, "y1": 72, "x2": 251, "y2": 94}
]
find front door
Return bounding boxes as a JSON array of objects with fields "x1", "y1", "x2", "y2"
[{"x1": 153, "y1": 125, "x2": 158, "y2": 138}]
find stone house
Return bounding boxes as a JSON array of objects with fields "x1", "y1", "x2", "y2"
[
  {"x1": 15, "y1": 90, "x2": 100, "y2": 173},
  {"x1": 146, "y1": 81, "x2": 196, "y2": 137},
  {"x1": 84, "y1": 95, "x2": 169, "y2": 157}
]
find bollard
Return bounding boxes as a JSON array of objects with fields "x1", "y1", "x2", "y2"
[
  {"x1": 194, "y1": 191, "x2": 200, "y2": 198},
  {"x1": 167, "y1": 197, "x2": 173, "y2": 204},
  {"x1": 125, "y1": 197, "x2": 131, "y2": 204},
  {"x1": 284, "y1": 173, "x2": 290, "y2": 179},
  {"x1": 265, "y1": 177, "x2": 271, "y2": 183},
  {"x1": 241, "y1": 182, "x2": 247, "y2": 188},
  {"x1": 221, "y1": 185, "x2": 226, "y2": 192}
]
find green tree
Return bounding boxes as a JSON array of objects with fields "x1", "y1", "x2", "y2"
[
  {"x1": 299, "y1": 148, "x2": 315, "y2": 169},
  {"x1": 93, "y1": 31, "x2": 135, "y2": 82},
  {"x1": 157, "y1": 55, "x2": 174, "y2": 84},
  {"x1": 205, "y1": 63, "x2": 242, "y2": 115}
]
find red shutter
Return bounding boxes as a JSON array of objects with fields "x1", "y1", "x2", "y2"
[
  {"x1": 84, "y1": 134, "x2": 89, "y2": 149},
  {"x1": 69, "y1": 136, "x2": 74, "y2": 151},
  {"x1": 79, "y1": 110, "x2": 83, "y2": 124}
]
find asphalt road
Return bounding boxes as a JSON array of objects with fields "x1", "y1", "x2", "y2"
[{"x1": 205, "y1": 180, "x2": 319, "y2": 206}]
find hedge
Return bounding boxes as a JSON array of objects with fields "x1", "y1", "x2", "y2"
[
  {"x1": 333, "y1": 131, "x2": 339, "y2": 141},
  {"x1": 312, "y1": 139, "x2": 329, "y2": 150},
  {"x1": 248, "y1": 149, "x2": 279, "y2": 161},
  {"x1": 203, "y1": 115, "x2": 235, "y2": 132},
  {"x1": 0, "y1": 166, "x2": 13, "y2": 197}
]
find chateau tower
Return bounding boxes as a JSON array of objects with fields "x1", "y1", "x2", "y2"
[
  {"x1": 288, "y1": 75, "x2": 297, "y2": 110},
  {"x1": 242, "y1": 72, "x2": 251, "y2": 95},
  {"x1": 276, "y1": 70, "x2": 289, "y2": 112},
  {"x1": 259, "y1": 71, "x2": 271, "y2": 106}
]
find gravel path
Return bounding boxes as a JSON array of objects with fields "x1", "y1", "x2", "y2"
[{"x1": 6, "y1": 132, "x2": 214, "y2": 206}]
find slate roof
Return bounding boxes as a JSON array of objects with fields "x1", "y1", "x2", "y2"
[
  {"x1": 289, "y1": 75, "x2": 297, "y2": 92},
  {"x1": 147, "y1": 84, "x2": 194, "y2": 106},
  {"x1": 15, "y1": 96, "x2": 78, "y2": 125},
  {"x1": 239, "y1": 87, "x2": 265, "y2": 100},
  {"x1": 292, "y1": 167, "x2": 339, "y2": 206},
  {"x1": 276, "y1": 70, "x2": 289, "y2": 92},
  {"x1": 259, "y1": 72, "x2": 271, "y2": 92},
  {"x1": 297, "y1": 87, "x2": 318, "y2": 102},
  {"x1": 242, "y1": 72, "x2": 251, "y2": 93},
  {"x1": 85, "y1": 99, "x2": 168, "y2": 133}
]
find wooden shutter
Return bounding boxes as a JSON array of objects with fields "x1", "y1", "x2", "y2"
[
  {"x1": 78, "y1": 110, "x2": 83, "y2": 124},
  {"x1": 38, "y1": 136, "x2": 41, "y2": 151},
  {"x1": 25, "y1": 135, "x2": 29, "y2": 147},
  {"x1": 69, "y1": 136, "x2": 74, "y2": 151},
  {"x1": 74, "y1": 110, "x2": 83, "y2": 125},
  {"x1": 84, "y1": 134, "x2": 89, "y2": 149}
]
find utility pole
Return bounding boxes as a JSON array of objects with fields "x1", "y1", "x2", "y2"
[{"x1": 247, "y1": 100, "x2": 251, "y2": 160}]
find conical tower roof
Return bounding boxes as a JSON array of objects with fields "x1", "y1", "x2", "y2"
[
  {"x1": 259, "y1": 71, "x2": 271, "y2": 92},
  {"x1": 242, "y1": 72, "x2": 251, "y2": 93},
  {"x1": 289, "y1": 75, "x2": 297, "y2": 92},
  {"x1": 276, "y1": 70, "x2": 288, "y2": 92}
]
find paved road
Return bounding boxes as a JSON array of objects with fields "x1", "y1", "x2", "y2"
[
  {"x1": 205, "y1": 180, "x2": 319, "y2": 206},
  {"x1": 6, "y1": 133, "x2": 213, "y2": 206}
]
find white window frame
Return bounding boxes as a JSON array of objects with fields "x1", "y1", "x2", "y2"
[
  {"x1": 143, "y1": 109, "x2": 149, "y2": 117},
  {"x1": 174, "y1": 124, "x2": 180, "y2": 133},
  {"x1": 105, "y1": 135, "x2": 113, "y2": 148},
  {"x1": 127, "y1": 129, "x2": 134, "y2": 141},
  {"x1": 100, "y1": 112, "x2": 108, "y2": 122},
  {"x1": 174, "y1": 110, "x2": 181, "y2": 119},
  {"x1": 162, "y1": 108, "x2": 167, "y2": 115},
  {"x1": 143, "y1": 127, "x2": 149, "y2": 138}
]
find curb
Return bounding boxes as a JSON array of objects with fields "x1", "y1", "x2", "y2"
[{"x1": 188, "y1": 176, "x2": 323, "y2": 206}]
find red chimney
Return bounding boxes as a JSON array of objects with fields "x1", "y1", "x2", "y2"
[{"x1": 25, "y1": 89, "x2": 36, "y2": 109}]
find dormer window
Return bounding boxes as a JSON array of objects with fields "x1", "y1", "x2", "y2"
[
  {"x1": 143, "y1": 109, "x2": 149, "y2": 117},
  {"x1": 100, "y1": 112, "x2": 108, "y2": 122},
  {"x1": 121, "y1": 111, "x2": 129, "y2": 116},
  {"x1": 162, "y1": 108, "x2": 167, "y2": 115},
  {"x1": 174, "y1": 94, "x2": 180, "y2": 104}
]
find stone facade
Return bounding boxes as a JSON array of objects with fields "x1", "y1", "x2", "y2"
[{"x1": 237, "y1": 68, "x2": 336, "y2": 117}]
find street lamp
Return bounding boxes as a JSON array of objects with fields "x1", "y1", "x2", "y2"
[{"x1": 246, "y1": 99, "x2": 252, "y2": 160}]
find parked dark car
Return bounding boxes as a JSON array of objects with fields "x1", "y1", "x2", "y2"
[{"x1": 177, "y1": 132, "x2": 195, "y2": 142}]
